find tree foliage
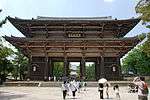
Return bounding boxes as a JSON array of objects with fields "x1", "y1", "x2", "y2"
[
  {"x1": 0, "y1": 9, "x2": 7, "y2": 27},
  {"x1": 142, "y1": 33, "x2": 150, "y2": 57},
  {"x1": 136, "y1": 0, "x2": 150, "y2": 22},
  {"x1": 136, "y1": 0, "x2": 150, "y2": 57},
  {"x1": 0, "y1": 38, "x2": 14, "y2": 81},
  {"x1": 12, "y1": 50, "x2": 28, "y2": 80},
  {"x1": 53, "y1": 62, "x2": 64, "y2": 78},
  {"x1": 122, "y1": 46, "x2": 150, "y2": 75},
  {"x1": 86, "y1": 64, "x2": 95, "y2": 80},
  {"x1": 0, "y1": 37, "x2": 28, "y2": 81}
]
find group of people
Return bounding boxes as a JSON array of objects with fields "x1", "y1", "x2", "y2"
[
  {"x1": 98, "y1": 83, "x2": 120, "y2": 99},
  {"x1": 61, "y1": 80, "x2": 87, "y2": 100},
  {"x1": 61, "y1": 76, "x2": 149, "y2": 100},
  {"x1": 98, "y1": 76, "x2": 149, "y2": 100}
]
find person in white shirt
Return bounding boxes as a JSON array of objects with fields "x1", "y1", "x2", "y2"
[
  {"x1": 82, "y1": 81, "x2": 87, "y2": 91},
  {"x1": 61, "y1": 81, "x2": 69, "y2": 100},
  {"x1": 54, "y1": 76, "x2": 56, "y2": 81},
  {"x1": 113, "y1": 84, "x2": 120, "y2": 99},
  {"x1": 69, "y1": 80, "x2": 77, "y2": 98},
  {"x1": 105, "y1": 83, "x2": 110, "y2": 99},
  {"x1": 133, "y1": 77, "x2": 148, "y2": 100}
]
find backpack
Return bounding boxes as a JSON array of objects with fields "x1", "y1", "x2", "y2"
[{"x1": 141, "y1": 82, "x2": 149, "y2": 94}]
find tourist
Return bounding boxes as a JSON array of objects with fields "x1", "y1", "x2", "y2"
[
  {"x1": 61, "y1": 81, "x2": 69, "y2": 100},
  {"x1": 113, "y1": 84, "x2": 120, "y2": 99},
  {"x1": 105, "y1": 83, "x2": 110, "y2": 99},
  {"x1": 48, "y1": 76, "x2": 51, "y2": 81},
  {"x1": 79, "y1": 80, "x2": 82, "y2": 90},
  {"x1": 70, "y1": 80, "x2": 77, "y2": 98},
  {"x1": 54, "y1": 76, "x2": 56, "y2": 81},
  {"x1": 98, "y1": 83, "x2": 104, "y2": 99},
  {"x1": 82, "y1": 80, "x2": 87, "y2": 91},
  {"x1": 66, "y1": 81, "x2": 71, "y2": 96},
  {"x1": 133, "y1": 76, "x2": 149, "y2": 100},
  {"x1": 76, "y1": 80, "x2": 81, "y2": 93}
]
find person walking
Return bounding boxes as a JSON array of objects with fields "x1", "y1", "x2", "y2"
[
  {"x1": 105, "y1": 83, "x2": 110, "y2": 99},
  {"x1": 61, "y1": 81, "x2": 69, "y2": 100},
  {"x1": 82, "y1": 81, "x2": 87, "y2": 91},
  {"x1": 70, "y1": 80, "x2": 77, "y2": 98},
  {"x1": 113, "y1": 84, "x2": 120, "y2": 99},
  {"x1": 133, "y1": 77, "x2": 149, "y2": 100},
  {"x1": 98, "y1": 83, "x2": 104, "y2": 99}
]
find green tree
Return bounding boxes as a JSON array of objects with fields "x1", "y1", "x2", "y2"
[
  {"x1": 0, "y1": 38, "x2": 14, "y2": 82},
  {"x1": 86, "y1": 64, "x2": 95, "y2": 80},
  {"x1": 122, "y1": 46, "x2": 150, "y2": 75},
  {"x1": 12, "y1": 50, "x2": 28, "y2": 80},
  {"x1": 53, "y1": 62, "x2": 64, "y2": 78},
  {"x1": 136, "y1": 0, "x2": 150, "y2": 22},
  {"x1": 136, "y1": 1, "x2": 150, "y2": 57},
  {"x1": 0, "y1": 9, "x2": 7, "y2": 27}
]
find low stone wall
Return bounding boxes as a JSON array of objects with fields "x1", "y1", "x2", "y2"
[
  {"x1": 3, "y1": 81, "x2": 133, "y2": 87},
  {"x1": 4, "y1": 81, "x2": 39, "y2": 87},
  {"x1": 123, "y1": 76, "x2": 150, "y2": 81}
]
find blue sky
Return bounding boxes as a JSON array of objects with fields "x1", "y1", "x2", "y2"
[{"x1": 0, "y1": 0, "x2": 149, "y2": 37}]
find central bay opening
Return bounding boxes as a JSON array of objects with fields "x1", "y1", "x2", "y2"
[{"x1": 69, "y1": 62, "x2": 80, "y2": 79}]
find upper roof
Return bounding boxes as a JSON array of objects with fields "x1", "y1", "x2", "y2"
[
  {"x1": 7, "y1": 16, "x2": 140, "y2": 38},
  {"x1": 7, "y1": 16, "x2": 139, "y2": 22}
]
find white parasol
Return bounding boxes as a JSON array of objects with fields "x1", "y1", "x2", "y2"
[{"x1": 98, "y1": 78, "x2": 107, "y2": 84}]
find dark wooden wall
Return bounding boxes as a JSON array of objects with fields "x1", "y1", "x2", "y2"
[{"x1": 29, "y1": 56, "x2": 122, "y2": 81}]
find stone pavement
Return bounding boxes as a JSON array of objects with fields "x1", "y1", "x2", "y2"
[{"x1": 0, "y1": 87, "x2": 150, "y2": 100}]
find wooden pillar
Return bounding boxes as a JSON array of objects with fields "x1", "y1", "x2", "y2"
[
  {"x1": 96, "y1": 57, "x2": 100, "y2": 80},
  {"x1": 117, "y1": 56, "x2": 122, "y2": 79},
  {"x1": 49, "y1": 58, "x2": 52, "y2": 77},
  {"x1": 44, "y1": 55, "x2": 49, "y2": 81},
  {"x1": 66, "y1": 61, "x2": 70, "y2": 76},
  {"x1": 64, "y1": 57, "x2": 67, "y2": 76},
  {"x1": 95, "y1": 61, "x2": 97, "y2": 81},
  {"x1": 51, "y1": 60, "x2": 54, "y2": 77},
  {"x1": 27, "y1": 55, "x2": 32, "y2": 80},
  {"x1": 80, "y1": 57, "x2": 85, "y2": 79},
  {"x1": 100, "y1": 56, "x2": 105, "y2": 78}
]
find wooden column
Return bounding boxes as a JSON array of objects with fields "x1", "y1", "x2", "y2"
[
  {"x1": 49, "y1": 58, "x2": 53, "y2": 77},
  {"x1": 26, "y1": 43, "x2": 31, "y2": 80},
  {"x1": 27, "y1": 55, "x2": 32, "y2": 80},
  {"x1": 80, "y1": 57, "x2": 85, "y2": 79},
  {"x1": 44, "y1": 42, "x2": 48, "y2": 81},
  {"x1": 44, "y1": 55, "x2": 49, "y2": 81},
  {"x1": 51, "y1": 60, "x2": 54, "y2": 77},
  {"x1": 117, "y1": 56, "x2": 122, "y2": 80},
  {"x1": 100, "y1": 56, "x2": 105, "y2": 78},
  {"x1": 64, "y1": 57, "x2": 67, "y2": 76},
  {"x1": 66, "y1": 61, "x2": 70, "y2": 76},
  {"x1": 96, "y1": 57, "x2": 100, "y2": 80}
]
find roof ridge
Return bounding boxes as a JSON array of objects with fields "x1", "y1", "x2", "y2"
[{"x1": 36, "y1": 16, "x2": 112, "y2": 20}]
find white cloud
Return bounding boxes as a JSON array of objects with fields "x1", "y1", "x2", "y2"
[{"x1": 104, "y1": 0, "x2": 115, "y2": 2}]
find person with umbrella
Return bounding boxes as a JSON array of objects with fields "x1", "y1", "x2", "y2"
[{"x1": 98, "y1": 78, "x2": 107, "y2": 99}]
